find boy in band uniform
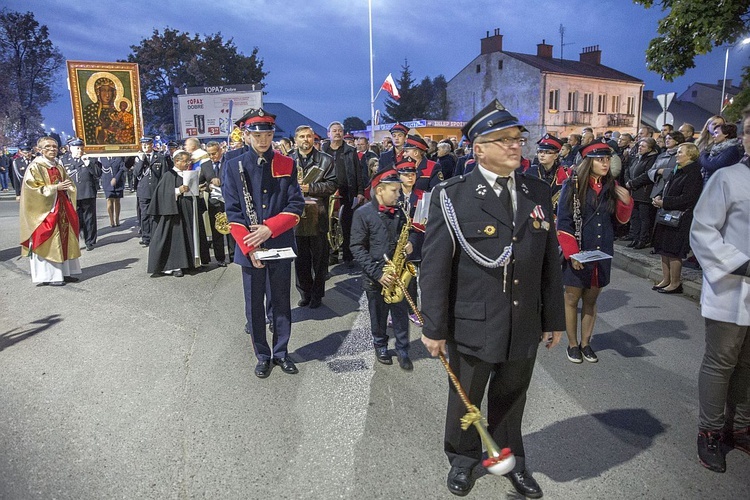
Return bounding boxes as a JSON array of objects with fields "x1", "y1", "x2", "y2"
[{"x1": 350, "y1": 169, "x2": 418, "y2": 370}]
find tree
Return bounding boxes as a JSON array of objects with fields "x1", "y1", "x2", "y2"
[
  {"x1": 383, "y1": 60, "x2": 418, "y2": 122},
  {"x1": 633, "y1": 1, "x2": 750, "y2": 81},
  {"x1": 0, "y1": 9, "x2": 64, "y2": 144},
  {"x1": 343, "y1": 116, "x2": 366, "y2": 132},
  {"x1": 126, "y1": 28, "x2": 267, "y2": 135},
  {"x1": 383, "y1": 61, "x2": 449, "y2": 123}
]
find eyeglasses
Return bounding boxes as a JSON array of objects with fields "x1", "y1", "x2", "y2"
[{"x1": 481, "y1": 136, "x2": 527, "y2": 147}]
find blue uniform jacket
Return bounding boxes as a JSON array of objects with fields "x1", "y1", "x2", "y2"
[{"x1": 223, "y1": 147, "x2": 305, "y2": 268}]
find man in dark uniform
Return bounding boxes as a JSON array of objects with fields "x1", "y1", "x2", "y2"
[
  {"x1": 205, "y1": 140, "x2": 235, "y2": 266},
  {"x1": 324, "y1": 121, "x2": 364, "y2": 266},
  {"x1": 13, "y1": 143, "x2": 34, "y2": 200},
  {"x1": 420, "y1": 100, "x2": 565, "y2": 499},
  {"x1": 223, "y1": 108, "x2": 305, "y2": 379},
  {"x1": 61, "y1": 138, "x2": 101, "y2": 251},
  {"x1": 402, "y1": 134, "x2": 443, "y2": 192},
  {"x1": 378, "y1": 122, "x2": 409, "y2": 171},
  {"x1": 290, "y1": 125, "x2": 337, "y2": 308},
  {"x1": 134, "y1": 137, "x2": 172, "y2": 247}
]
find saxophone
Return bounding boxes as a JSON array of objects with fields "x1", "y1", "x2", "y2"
[{"x1": 382, "y1": 206, "x2": 418, "y2": 304}]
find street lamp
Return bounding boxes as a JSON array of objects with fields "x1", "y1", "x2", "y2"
[{"x1": 721, "y1": 37, "x2": 750, "y2": 113}]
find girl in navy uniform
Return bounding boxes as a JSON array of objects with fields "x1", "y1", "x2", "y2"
[{"x1": 557, "y1": 139, "x2": 633, "y2": 364}]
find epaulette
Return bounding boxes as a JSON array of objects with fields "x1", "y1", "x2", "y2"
[
  {"x1": 436, "y1": 174, "x2": 466, "y2": 191},
  {"x1": 517, "y1": 171, "x2": 548, "y2": 188},
  {"x1": 271, "y1": 153, "x2": 294, "y2": 177}
]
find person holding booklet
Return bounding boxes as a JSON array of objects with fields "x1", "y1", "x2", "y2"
[
  {"x1": 147, "y1": 151, "x2": 210, "y2": 277},
  {"x1": 223, "y1": 108, "x2": 305, "y2": 379},
  {"x1": 556, "y1": 139, "x2": 633, "y2": 364}
]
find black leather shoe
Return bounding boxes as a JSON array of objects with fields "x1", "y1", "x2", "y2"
[
  {"x1": 447, "y1": 466, "x2": 475, "y2": 496},
  {"x1": 309, "y1": 298, "x2": 322, "y2": 309},
  {"x1": 86, "y1": 244, "x2": 94, "y2": 251},
  {"x1": 626, "y1": 240, "x2": 638, "y2": 248},
  {"x1": 298, "y1": 297, "x2": 311, "y2": 307},
  {"x1": 397, "y1": 353, "x2": 413, "y2": 371},
  {"x1": 505, "y1": 470, "x2": 543, "y2": 499},
  {"x1": 658, "y1": 284, "x2": 683, "y2": 294},
  {"x1": 375, "y1": 347, "x2": 392, "y2": 365},
  {"x1": 633, "y1": 241, "x2": 648, "y2": 250},
  {"x1": 173, "y1": 269, "x2": 184, "y2": 277},
  {"x1": 217, "y1": 261, "x2": 227, "y2": 267},
  {"x1": 63, "y1": 276, "x2": 79, "y2": 283},
  {"x1": 49, "y1": 281, "x2": 65, "y2": 286},
  {"x1": 273, "y1": 357, "x2": 299, "y2": 374},
  {"x1": 255, "y1": 360, "x2": 272, "y2": 378},
  {"x1": 652, "y1": 283, "x2": 668, "y2": 290}
]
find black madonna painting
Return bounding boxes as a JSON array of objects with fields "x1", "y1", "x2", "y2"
[{"x1": 67, "y1": 61, "x2": 142, "y2": 155}]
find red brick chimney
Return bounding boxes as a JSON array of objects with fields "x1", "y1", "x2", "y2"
[
  {"x1": 537, "y1": 39, "x2": 553, "y2": 58},
  {"x1": 481, "y1": 28, "x2": 503, "y2": 55},
  {"x1": 580, "y1": 45, "x2": 601, "y2": 65}
]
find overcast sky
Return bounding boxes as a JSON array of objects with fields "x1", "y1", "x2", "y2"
[{"x1": 5, "y1": 0, "x2": 749, "y2": 137}]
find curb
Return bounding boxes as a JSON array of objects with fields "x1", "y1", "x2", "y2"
[{"x1": 612, "y1": 243, "x2": 702, "y2": 301}]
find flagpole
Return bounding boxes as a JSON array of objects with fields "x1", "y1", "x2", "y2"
[{"x1": 369, "y1": 0, "x2": 375, "y2": 141}]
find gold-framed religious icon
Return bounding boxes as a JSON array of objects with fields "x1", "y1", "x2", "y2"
[{"x1": 66, "y1": 60, "x2": 143, "y2": 156}]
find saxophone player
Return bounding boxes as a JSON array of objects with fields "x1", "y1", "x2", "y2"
[{"x1": 350, "y1": 168, "x2": 417, "y2": 370}]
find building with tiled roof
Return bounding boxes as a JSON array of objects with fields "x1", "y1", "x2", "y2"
[{"x1": 447, "y1": 29, "x2": 644, "y2": 141}]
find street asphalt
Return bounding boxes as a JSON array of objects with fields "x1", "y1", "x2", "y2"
[{"x1": 0, "y1": 190, "x2": 748, "y2": 499}]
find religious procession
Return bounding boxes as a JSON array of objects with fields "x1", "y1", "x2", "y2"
[{"x1": 6, "y1": 97, "x2": 749, "y2": 498}]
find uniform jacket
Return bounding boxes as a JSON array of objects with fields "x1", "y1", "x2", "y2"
[
  {"x1": 378, "y1": 147, "x2": 405, "y2": 172},
  {"x1": 61, "y1": 154, "x2": 101, "y2": 200},
  {"x1": 134, "y1": 151, "x2": 172, "y2": 199},
  {"x1": 223, "y1": 147, "x2": 305, "y2": 267},
  {"x1": 690, "y1": 161, "x2": 750, "y2": 326},
  {"x1": 525, "y1": 160, "x2": 571, "y2": 216},
  {"x1": 290, "y1": 148, "x2": 337, "y2": 234},
  {"x1": 414, "y1": 157, "x2": 442, "y2": 192},
  {"x1": 556, "y1": 178, "x2": 633, "y2": 288},
  {"x1": 350, "y1": 199, "x2": 418, "y2": 292},
  {"x1": 13, "y1": 156, "x2": 32, "y2": 185},
  {"x1": 420, "y1": 168, "x2": 566, "y2": 363}
]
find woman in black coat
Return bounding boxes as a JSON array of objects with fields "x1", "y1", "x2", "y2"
[
  {"x1": 651, "y1": 143, "x2": 704, "y2": 294},
  {"x1": 624, "y1": 137, "x2": 658, "y2": 249}
]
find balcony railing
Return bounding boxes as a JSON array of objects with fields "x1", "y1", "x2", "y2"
[
  {"x1": 563, "y1": 111, "x2": 592, "y2": 126},
  {"x1": 607, "y1": 113, "x2": 634, "y2": 127}
]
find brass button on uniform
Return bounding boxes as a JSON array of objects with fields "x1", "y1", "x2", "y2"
[
  {"x1": 263, "y1": 189, "x2": 268, "y2": 193},
  {"x1": 262, "y1": 204, "x2": 267, "y2": 208},
  {"x1": 512, "y1": 236, "x2": 518, "y2": 242},
  {"x1": 513, "y1": 300, "x2": 519, "y2": 306},
  {"x1": 513, "y1": 279, "x2": 519, "y2": 285}
]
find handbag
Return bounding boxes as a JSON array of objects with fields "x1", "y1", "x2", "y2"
[{"x1": 655, "y1": 208, "x2": 685, "y2": 227}]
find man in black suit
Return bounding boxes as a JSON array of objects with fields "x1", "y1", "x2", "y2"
[
  {"x1": 13, "y1": 143, "x2": 35, "y2": 200},
  {"x1": 420, "y1": 99, "x2": 565, "y2": 499},
  {"x1": 62, "y1": 138, "x2": 101, "y2": 251},
  {"x1": 134, "y1": 137, "x2": 172, "y2": 247},
  {"x1": 204, "y1": 140, "x2": 235, "y2": 266}
]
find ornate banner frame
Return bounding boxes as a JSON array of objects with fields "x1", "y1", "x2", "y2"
[{"x1": 66, "y1": 60, "x2": 143, "y2": 156}]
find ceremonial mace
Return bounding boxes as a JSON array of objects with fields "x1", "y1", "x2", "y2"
[{"x1": 395, "y1": 286, "x2": 516, "y2": 475}]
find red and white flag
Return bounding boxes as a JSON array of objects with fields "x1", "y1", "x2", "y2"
[{"x1": 381, "y1": 73, "x2": 400, "y2": 100}]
